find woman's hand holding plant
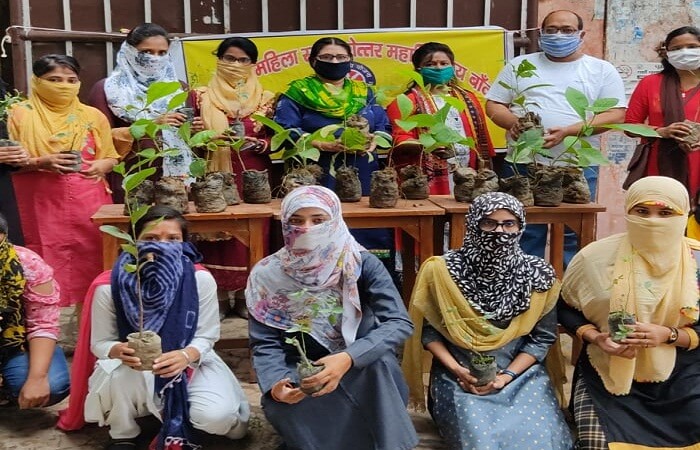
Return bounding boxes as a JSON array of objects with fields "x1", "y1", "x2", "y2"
[
  {"x1": 152, "y1": 347, "x2": 199, "y2": 378},
  {"x1": 0, "y1": 144, "x2": 30, "y2": 166},
  {"x1": 585, "y1": 329, "x2": 637, "y2": 359},
  {"x1": 657, "y1": 121, "x2": 692, "y2": 140},
  {"x1": 312, "y1": 140, "x2": 347, "y2": 153},
  {"x1": 155, "y1": 112, "x2": 186, "y2": 126},
  {"x1": 302, "y1": 352, "x2": 353, "y2": 397},
  {"x1": 622, "y1": 323, "x2": 673, "y2": 348},
  {"x1": 34, "y1": 152, "x2": 80, "y2": 173},
  {"x1": 108, "y1": 342, "x2": 142, "y2": 368},
  {"x1": 271, "y1": 377, "x2": 305, "y2": 404},
  {"x1": 190, "y1": 116, "x2": 205, "y2": 133},
  {"x1": 81, "y1": 158, "x2": 118, "y2": 179}
]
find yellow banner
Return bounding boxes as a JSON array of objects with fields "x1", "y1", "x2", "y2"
[{"x1": 177, "y1": 28, "x2": 508, "y2": 148}]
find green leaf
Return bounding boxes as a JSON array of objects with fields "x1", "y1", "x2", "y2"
[
  {"x1": 130, "y1": 119, "x2": 152, "y2": 139},
  {"x1": 130, "y1": 204, "x2": 151, "y2": 226},
  {"x1": 252, "y1": 114, "x2": 286, "y2": 134},
  {"x1": 374, "y1": 134, "x2": 392, "y2": 148},
  {"x1": 516, "y1": 59, "x2": 537, "y2": 75},
  {"x1": 395, "y1": 119, "x2": 418, "y2": 132},
  {"x1": 409, "y1": 113, "x2": 439, "y2": 128},
  {"x1": 588, "y1": 97, "x2": 620, "y2": 113},
  {"x1": 124, "y1": 263, "x2": 137, "y2": 273},
  {"x1": 123, "y1": 167, "x2": 157, "y2": 192},
  {"x1": 498, "y1": 80, "x2": 514, "y2": 90},
  {"x1": 189, "y1": 129, "x2": 218, "y2": 147},
  {"x1": 167, "y1": 91, "x2": 189, "y2": 111},
  {"x1": 318, "y1": 124, "x2": 340, "y2": 139},
  {"x1": 603, "y1": 123, "x2": 660, "y2": 138},
  {"x1": 178, "y1": 121, "x2": 191, "y2": 141},
  {"x1": 565, "y1": 87, "x2": 589, "y2": 121},
  {"x1": 120, "y1": 243, "x2": 138, "y2": 257},
  {"x1": 396, "y1": 94, "x2": 414, "y2": 119},
  {"x1": 99, "y1": 225, "x2": 134, "y2": 243},
  {"x1": 576, "y1": 145, "x2": 609, "y2": 166},
  {"x1": 340, "y1": 127, "x2": 369, "y2": 149},
  {"x1": 138, "y1": 148, "x2": 157, "y2": 159},
  {"x1": 519, "y1": 83, "x2": 554, "y2": 94},
  {"x1": 112, "y1": 162, "x2": 126, "y2": 175},
  {"x1": 441, "y1": 95, "x2": 467, "y2": 113},
  {"x1": 271, "y1": 131, "x2": 292, "y2": 151},
  {"x1": 145, "y1": 81, "x2": 181, "y2": 107},
  {"x1": 562, "y1": 136, "x2": 580, "y2": 150},
  {"x1": 297, "y1": 147, "x2": 320, "y2": 161},
  {"x1": 419, "y1": 133, "x2": 437, "y2": 150},
  {"x1": 189, "y1": 158, "x2": 207, "y2": 178}
]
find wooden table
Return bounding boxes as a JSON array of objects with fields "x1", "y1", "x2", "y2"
[
  {"x1": 429, "y1": 195, "x2": 606, "y2": 277},
  {"x1": 91, "y1": 202, "x2": 274, "y2": 365},
  {"x1": 91, "y1": 202, "x2": 273, "y2": 271},
  {"x1": 269, "y1": 197, "x2": 446, "y2": 304}
]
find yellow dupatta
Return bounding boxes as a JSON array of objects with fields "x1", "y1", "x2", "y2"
[
  {"x1": 8, "y1": 76, "x2": 117, "y2": 159},
  {"x1": 196, "y1": 61, "x2": 274, "y2": 172},
  {"x1": 402, "y1": 256, "x2": 560, "y2": 410},
  {"x1": 562, "y1": 176, "x2": 700, "y2": 395}
]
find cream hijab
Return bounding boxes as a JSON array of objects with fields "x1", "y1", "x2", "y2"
[{"x1": 562, "y1": 176, "x2": 700, "y2": 395}]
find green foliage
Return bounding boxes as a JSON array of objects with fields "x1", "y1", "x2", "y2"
[
  {"x1": 284, "y1": 289, "x2": 344, "y2": 365},
  {"x1": 0, "y1": 89, "x2": 25, "y2": 123}
]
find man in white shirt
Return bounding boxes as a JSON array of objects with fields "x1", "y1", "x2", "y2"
[{"x1": 485, "y1": 9, "x2": 626, "y2": 265}]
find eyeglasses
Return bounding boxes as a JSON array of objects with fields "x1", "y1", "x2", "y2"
[
  {"x1": 221, "y1": 55, "x2": 252, "y2": 64},
  {"x1": 541, "y1": 27, "x2": 579, "y2": 35},
  {"x1": 316, "y1": 54, "x2": 352, "y2": 62},
  {"x1": 478, "y1": 218, "x2": 521, "y2": 232}
]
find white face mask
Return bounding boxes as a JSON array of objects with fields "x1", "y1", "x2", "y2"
[{"x1": 666, "y1": 47, "x2": 700, "y2": 71}]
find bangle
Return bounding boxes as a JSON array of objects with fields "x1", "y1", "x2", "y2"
[
  {"x1": 498, "y1": 369, "x2": 519, "y2": 380},
  {"x1": 666, "y1": 327, "x2": 680, "y2": 345},
  {"x1": 180, "y1": 349, "x2": 192, "y2": 365}
]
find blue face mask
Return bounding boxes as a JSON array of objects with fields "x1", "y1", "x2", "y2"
[
  {"x1": 419, "y1": 66, "x2": 455, "y2": 85},
  {"x1": 538, "y1": 33, "x2": 582, "y2": 58}
]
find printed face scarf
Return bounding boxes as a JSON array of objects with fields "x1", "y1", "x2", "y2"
[
  {"x1": 443, "y1": 192, "x2": 556, "y2": 322},
  {"x1": 0, "y1": 236, "x2": 27, "y2": 360},
  {"x1": 104, "y1": 42, "x2": 192, "y2": 178},
  {"x1": 111, "y1": 240, "x2": 202, "y2": 450},
  {"x1": 246, "y1": 185, "x2": 366, "y2": 351},
  {"x1": 284, "y1": 76, "x2": 369, "y2": 119}
]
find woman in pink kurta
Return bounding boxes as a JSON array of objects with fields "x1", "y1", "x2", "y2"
[
  {"x1": 625, "y1": 26, "x2": 700, "y2": 197},
  {"x1": 9, "y1": 55, "x2": 119, "y2": 306}
]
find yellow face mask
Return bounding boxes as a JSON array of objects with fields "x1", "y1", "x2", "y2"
[
  {"x1": 216, "y1": 60, "x2": 254, "y2": 81},
  {"x1": 31, "y1": 76, "x2": 81, "y2": 109}
]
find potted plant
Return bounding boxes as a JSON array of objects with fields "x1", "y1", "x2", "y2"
[
  {"x1": 499, "y1": 59, "x2": 553, "y2": 206},
  {"x1": 186, "y1": 125, "x2": 236, "y2": 213},
  {"x1": 391, "y1": 77, "x2": 487, "y2": 201},
  {"x1": 253, "y1": 114, "x2": 328, "y2": 199},
  {"x1": 608, "y1": 253, "x2": 637, "y2": 343},
  {"x1": 0, "y1": 89, "x2": 24, "y2": 146},
  {"x1": 283, "y1": 289, "x2": 344, "y2": 395}
]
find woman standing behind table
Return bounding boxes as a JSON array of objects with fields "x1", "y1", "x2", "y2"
[
  {"x1": 89, "y1": 23, "x2": 192, "y2": 203},
  {"x1": 387, "y1": 42, "x2": 495, "y2": 194},
  {"x1": 560, "y1": 176, "x2": 700, "y2": 449},
  {"x1": 274, "y1": 36, "x2": 394, "y2": 272},
  {"x1": 625, "y1": 26, "x2": 700, "y2": 195},
  {"x1": 403, "y1": 192, "x2": 572, "y2": 449},
  {"x1": 8, "y1": 54, "x2": 118, "y2": 307},
  {"x1": 190, "y1": 37, "x2": 275, "y2": 300}
]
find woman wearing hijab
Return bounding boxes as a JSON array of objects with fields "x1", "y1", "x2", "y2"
[
  {"x1": 625, "y1": 26, "x2": 700, "y2": 195},
  {"x1": 89, "y1": 23, "x2": 192, "y2": 202},
  {"x1": 386, "y1": 42, "x2": 495, "y2": 194},
  {"x1": 274, "y1": 36, "x2": 394, "y2": 276},
  {"x1": 246, "y1": 185, "x2": 418, "y2": 450},
  {"x1": 8, "y1": 54, "x2": 119, "y2": 307},
  {"x1": 190, "y1": 36, "x2": 274, "y2": 299},
  {"x1": 58, "y1": 206, "x2": 249, "y2": 449},
  {"x1": 0, "y1": 212, "x2": 69, "y2": 409},
  {"x1": 560, "y1": 176, "x2": 700, "y2": 449},
  {"x1": 403, "y1": 192, "x2": 573, "y2": 449}
]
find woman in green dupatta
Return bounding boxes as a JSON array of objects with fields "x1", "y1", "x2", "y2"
[{"x1": 274, "y1": 36, "x2": 395, "y2": 276}]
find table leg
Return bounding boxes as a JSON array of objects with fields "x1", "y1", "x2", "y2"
[
  {"x1": 450, "y1": 214, "x2": 465, "y2": 250},
  {"x1": 102, "y1": 234, "x2": 119, "y2": 271},
  {"x1": 550, "y1": 223, "x2": 565, "y2": 278},
  {"x1": 401, "y1": 229, "x2": 416, "y2": 309},
  {"x1": 579, "y1": 213, "x2": 596, "y2": 248}
]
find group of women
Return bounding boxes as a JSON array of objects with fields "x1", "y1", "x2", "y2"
[{"x1": 1, "y1": 20, "x2": 700, "y2": 450}]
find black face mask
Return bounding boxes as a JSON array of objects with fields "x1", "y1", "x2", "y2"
[{"x1": 313, "y1": 60, "x2": 351, "y2": 81}]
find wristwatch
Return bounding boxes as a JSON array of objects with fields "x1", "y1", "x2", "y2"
[{"x1": 666, "y1": 327, "x2": 679, "y2": 344}]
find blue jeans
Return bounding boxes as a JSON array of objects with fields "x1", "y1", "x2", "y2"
[
  {"x1": 2, "y1": 346, "x2": 70, "y2": 406},
  {"x1": 499, "y1": 164, "x2": 599, "y2": 267}
]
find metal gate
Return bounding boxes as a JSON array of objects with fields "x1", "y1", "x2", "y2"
[{"x1": 2, "y1": 0, "x2": 537, "y2": 96}]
